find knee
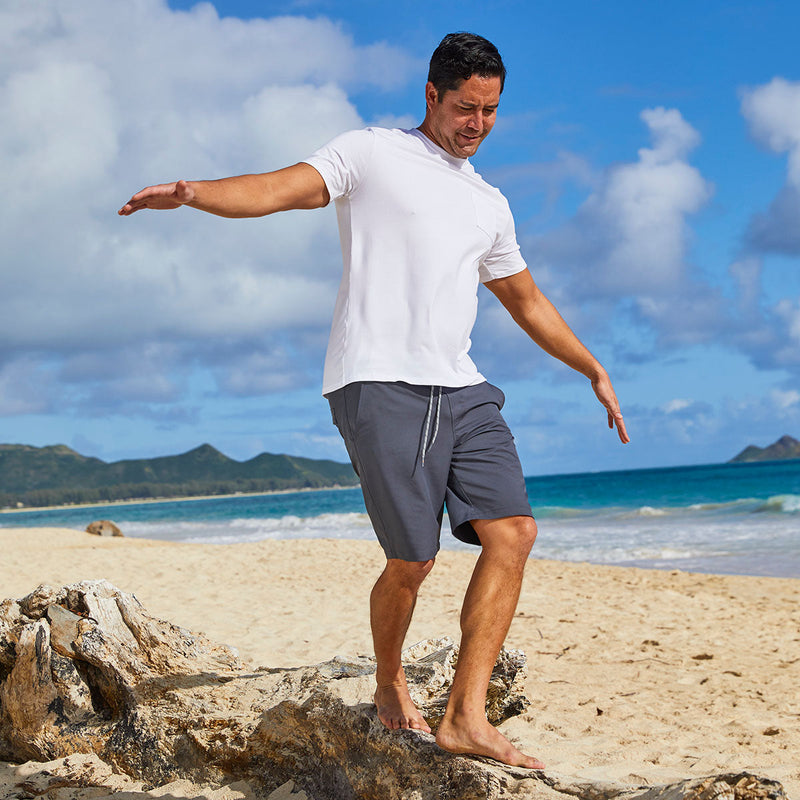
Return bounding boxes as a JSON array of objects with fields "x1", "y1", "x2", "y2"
[
  {"x1": 506, "y1": 516, "x2": 537, "y2": 560},
  {"x1": 383, "y1": 557, "x2": 435, "y2": 591},
  {"x1": 519, "y1": 517, "x2": 538, "y2": 552},
  {"x1": 478, "y1": 515, "x2": 537, "y2": 561}
]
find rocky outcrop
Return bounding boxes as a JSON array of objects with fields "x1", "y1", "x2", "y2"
[
  {"x1": 85, "y1": 520, "x2": 123, "y2": 537},
  {"x1": 0, "y1": 581, "x2": 786, "y2": 800},
  {"x1": 730, "y1": 434, "x2": 800, "y2": 462}
]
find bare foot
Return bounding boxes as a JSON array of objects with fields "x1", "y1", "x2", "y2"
[
  {"x1": 436, "y1": 712, "x2": 544, "y2": 770},
  {"x1": 374, "y1": 681, "x2": 432, "y2": 733}
]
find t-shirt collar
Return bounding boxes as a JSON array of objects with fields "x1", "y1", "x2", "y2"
[{"x1": 409, "y1": 127, "x2": 470, "y2": 168}]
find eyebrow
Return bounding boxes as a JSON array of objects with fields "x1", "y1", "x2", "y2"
[{"x1": 458, "y1": 101, "x2": 499, "y2": 110}]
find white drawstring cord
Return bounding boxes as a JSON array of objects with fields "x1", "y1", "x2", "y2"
[{"x1": 421, "y1": 386, "x2": 442, "y2": 466}]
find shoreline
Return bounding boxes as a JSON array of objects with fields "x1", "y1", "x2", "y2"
[
  {"x1": 4, "y1": 523, "x2": 798, "y2": 582},
  {"x1": 0, "y1": 482, "x2": 360, "y2": 516}
]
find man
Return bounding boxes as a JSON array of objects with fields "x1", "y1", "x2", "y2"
[{"x1": 120, "y1": 32, "x2": 629, "y2": 770}]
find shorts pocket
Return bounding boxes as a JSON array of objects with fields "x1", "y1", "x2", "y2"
[
  {"x1": 342, "y1": 382, "x2": 364, "y2": 439},
  {"x1": 325, "y1": 387, "x2": 345, "y2": 430},
  {"x1": 487, "y1": 382, "x2": 506, "y2": 409}
]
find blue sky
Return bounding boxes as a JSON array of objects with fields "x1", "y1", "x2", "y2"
[{"x1": 1, "y1": 0, "x2": 799, "y2": 476}]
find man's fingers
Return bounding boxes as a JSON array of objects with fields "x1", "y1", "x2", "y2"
[
  {"x1": 592, "y1": 373, "x2": 629, "y2": 445},
  {"x1": 118, "y1": 199, "x2": 144, "y2": 215},
  {"x1": 118, "y1": 182, "x2": 189, "y2": 216},
  {"x1": 611, "y1": 411, "x2": 630, "y2": 444},
  {"x1": 607, "y1": 409, "x2": 629, "y2": 443}
]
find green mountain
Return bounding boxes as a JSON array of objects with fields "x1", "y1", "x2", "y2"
[
  {"x1": 0, "y1": 443, "x2": 358, "y2": 509},
  {"x1": 729, "y1": 434, "x2": 800, "y2": 463}
]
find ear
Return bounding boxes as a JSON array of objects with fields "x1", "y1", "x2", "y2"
[{"x1": 424, "y1": 81, "x2": 439, "y2": 109}]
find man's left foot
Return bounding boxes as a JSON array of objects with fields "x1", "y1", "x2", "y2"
[{"x1": 435, "y1": 712, "x2": 544, "y2": 769}]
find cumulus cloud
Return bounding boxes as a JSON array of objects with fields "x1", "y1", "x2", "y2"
[
  {"x1": 0, "y1": 0, "x2": 418, "y2": 416},
  {"x1": 473, "y1": 107, "x2": 717, "y2": 378},
  {"x1": 771, "y1": 388, "x2": 800, "y2": 410},
  {"x1": 741, "y1": 77, "x2": 800, "y2": 185},
  {"x1": 741, "y1": 77, "x2": 800, "y2": 254},
  {"x1": 532, "y1": 107, "x2": 712, "y2": 300},
  {"x1": 713, "y1": 78, "x2": 800, "y2": 374},
  {"x1": 724, "y1": 254, "x2": 800, "y2": 371},
  {"x1": 661, "y1": 398, "x2": 693, "y2": 414}
]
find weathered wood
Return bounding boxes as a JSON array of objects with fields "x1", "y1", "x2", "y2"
[{"x1": 0, "y1": 581, "x2": 786, "y2": 800}]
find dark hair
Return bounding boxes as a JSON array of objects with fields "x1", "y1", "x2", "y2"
[{"x1": 428, "y1": 32, "x2": 506, "y2": 97}]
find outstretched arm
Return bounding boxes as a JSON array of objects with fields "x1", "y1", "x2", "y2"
[
  {"x1": 118, "y1": 162, "x2": 329, "y2": 218},
  {"x1": 486, "y1": 269, "x2": 630, "y2": 444}
]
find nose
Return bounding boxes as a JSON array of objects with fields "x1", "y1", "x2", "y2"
[{"x1": 466, "y1": 109, "x2": 483, "y2": 132}]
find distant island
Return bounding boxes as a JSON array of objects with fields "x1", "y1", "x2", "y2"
[
  {"x1": 0, "y1": 443, "x2": 358, "y2": 510},
  {"x1": 729, "y1": 434, "x2": 800, "y2": 463}
]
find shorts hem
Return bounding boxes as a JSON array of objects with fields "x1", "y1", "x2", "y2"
[{"x1": 450, "y1": 506, "x2": 534, "y2": 547}]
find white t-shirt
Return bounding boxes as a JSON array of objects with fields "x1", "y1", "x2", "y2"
[{"x1": 304, "y1": 127, "x2": 527, "y2": 394}]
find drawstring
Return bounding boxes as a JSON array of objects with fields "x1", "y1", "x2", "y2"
[{"x1": 421, "y1": 386, "x2": 442, "y2": 466}]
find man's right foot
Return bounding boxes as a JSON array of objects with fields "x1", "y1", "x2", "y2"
[
  {"x1": 435, "y1": 712, "x2": 544, "y2": 770},
  {"x1": 374, "y1": 681, "x2": 432, "y2": 733}
]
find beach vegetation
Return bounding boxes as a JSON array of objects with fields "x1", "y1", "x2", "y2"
[{"x1": 0, "y1": 443, "x2": 358, "y2": 509}]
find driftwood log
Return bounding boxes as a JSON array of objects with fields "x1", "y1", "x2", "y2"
[{"x1": 0, "y1": 581, "x2": 787, "y2": 800}]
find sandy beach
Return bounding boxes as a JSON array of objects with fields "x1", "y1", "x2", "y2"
[{"x1": 1, "y1": 526, "x2": 798, "y2": 798}]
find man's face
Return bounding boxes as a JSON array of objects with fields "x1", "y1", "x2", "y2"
[{"x1": 421, "y1": 74, "x2": 502, "y2": 159}]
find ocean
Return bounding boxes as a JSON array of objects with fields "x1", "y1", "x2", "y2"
[{"x1": 3, "y1": 460, "x2": 799, "y2": 579}]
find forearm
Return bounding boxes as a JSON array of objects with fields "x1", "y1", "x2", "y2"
[
  {"x1": 487, "y1": 269, "x2": 629, "y2": 442},
  {"x1": 492, "y1": 271, "x2": 604, "y2": 381},
  {"x1": 188, "y1": 164, "x2": 327, "y2": 217},
  {"x1": 118, "y1": 162, "x2": 328, "y2": 218},
  {"x1": 183, "y1": 174, "x2": 272, "y2": 218},
  {"x1": 517, "y1": 290, "x2": 606, "y2": 381}
]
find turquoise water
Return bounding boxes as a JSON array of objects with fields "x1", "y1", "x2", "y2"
[{"x1": 3, "y1": 460, "x2": 799, "y2": 578}]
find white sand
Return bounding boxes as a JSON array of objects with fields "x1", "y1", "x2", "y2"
[{"x1": 1, "y1": 527, "x2": 798, "y2": 797}]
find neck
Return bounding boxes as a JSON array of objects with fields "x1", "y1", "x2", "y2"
[{"x1": 417, "y1": 119, "x2": 436, "y2": 145}]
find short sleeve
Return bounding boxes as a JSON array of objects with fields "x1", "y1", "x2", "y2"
[
  {"x1": 478, "y1": 198, "x2": 527, "y2": 283},
  {"x1": 303, "y1": 128, "x2": 375, "y2": 201}
]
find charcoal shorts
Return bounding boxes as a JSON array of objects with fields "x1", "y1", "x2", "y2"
[{"x1": 325, "y1": 380, "x2": 533, "y2": 561}]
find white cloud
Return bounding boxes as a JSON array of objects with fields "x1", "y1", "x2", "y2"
[
  {"x1": 0, "y1": 60, "x2": 118, "y2": 192},
  {"x1": 662, "y1": 398, "x2": 692, "y2": 414},
  {"x1": 557, "y1": 107, "x2": 711, "y2": 298},
  {"x1": 213, "y1": 349, "x2": 315, "y2": 395},
  {"x1": 716, "y1": 79, "x2": 800, "y2": 373},
  {"x1": 490, "y1": 108, "x2": 717, "y2": 363},
  {"x1": 638, "y1": 107, "x2": 701, "y2": 164},
  {"x1": 771, "y1": 297, "x2": 800, "y2": 362},
  {"x1": 741, "y1": 77, "x2": 800, "y2": 254},
  {"x1": 741, "y1": 77, "x2": 800, "y2": 187},
  {"x1": 526, "y1": 109, "x2": 712, "y2": 301},
  {"x1": 725, "y1": 255, "x2": 800, "y2": 373},
  {"x1": 771, "y1": 388, "x2": 800, "y2": 410},
  {"x1": 471, "y1": 108, "x2": 721, "y2": 381},
  {"x1": 0, "y1": 0, "x2": 417, "y2": 415}
]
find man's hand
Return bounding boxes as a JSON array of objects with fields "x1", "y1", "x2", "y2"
[
  {"x1": 118, "y1": 180, "x2": 195, "y2": 216},
  {"x1": 591, "y1": 371, "x2": 630, "y2": 444}
]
